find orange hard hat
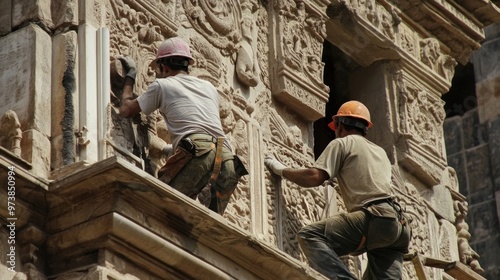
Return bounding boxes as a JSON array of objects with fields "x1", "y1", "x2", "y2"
[
  {"x1": 149, "y1": 37, "x2": 195, "y2": 69},
  {"x1": 328, "y1": 100, "x2": 373, "y2": 131}
]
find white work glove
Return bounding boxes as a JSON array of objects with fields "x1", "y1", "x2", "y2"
[
  {"x1": 118, "y1": 56, "x2": 137, "y2": 80},
  {"x1": 163, "y1": 144, "x2": 173, "y2": 158},
  {"x1": 264, "y1": 154, "x2": 287, "y2": 177}
]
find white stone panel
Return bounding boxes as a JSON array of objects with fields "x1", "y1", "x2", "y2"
[{"x1": 78, "y1": 23, "x2": 98, "y2": 163}]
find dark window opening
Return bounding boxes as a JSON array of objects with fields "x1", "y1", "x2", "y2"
[
  {"x1": 442, "y1": 62, "x2": 477, "y2": 118},
  {"x1": 313, "y1": 40, "x2": 360, "y2": 159}
]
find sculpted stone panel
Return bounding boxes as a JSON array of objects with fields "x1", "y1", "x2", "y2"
[
  {"x1": 326, "y1": 0, "x2": 458, "y2": 84},
  {"x1": 266, "y1": 109, "x2": 323, "y2": 253},
  {"x1": 270, "y1": 0, "x2": 329, "y2": 121},
  {"x1": 388, "y1": 66, "x2": 448, "y2": 186},
  {"x1": 183, "y1": 0, "x2": 242, "y2": 58}
]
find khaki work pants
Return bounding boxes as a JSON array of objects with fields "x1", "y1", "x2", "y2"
[
  {"x1": 159, "y1": 133, "x2": 247, "y2": 215},
  {"x1": 297, "y1": 202, "x2": 411, "y2": 280}
]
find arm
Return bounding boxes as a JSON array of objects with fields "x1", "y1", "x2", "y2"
[
  {"x1": 118, "y1": 56, "x2": 141, "y2": 118},
  {"x1": 264, "y1": 155, "x2": 329, "y2": 188},
  {"x1": 282, "y1": 167, "x2": 329, "y2": 188},
  {"x1": 119, "y1": 77, "x2": 141, "y2": 118}
]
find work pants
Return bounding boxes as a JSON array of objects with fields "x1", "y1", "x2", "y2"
[
  {"x1": 297, "y1": 202, "x2": 411, "y2": 280},
  {"x1": 159, "y1": 133, "x2": 247, "y2": 215}
]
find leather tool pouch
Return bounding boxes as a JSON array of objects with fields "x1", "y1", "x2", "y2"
[
  {"x1": 158, "y1": 145, "x2": 193, "y2": 184},
  {"x1": 233, "y1": 155, "x2": 249, "y2": 177}
]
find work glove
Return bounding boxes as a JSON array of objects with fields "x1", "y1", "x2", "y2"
[
  {"x1": 163, "y1": 144, "x2": 173, "y2": 158},
  {"x1": 118, "y1": 56, "x2": 137, "y2": 80},
  {"x1": 264, "y1": 154, "x2": 287, "y2": 177}
]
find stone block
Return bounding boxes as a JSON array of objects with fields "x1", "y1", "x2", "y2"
[
  {"x1": 439, "y1": 220, "x2": 459, "y2": 261},
  {"x1": 0, "y1": 24, "x2": 52, "y2": 137},
  {"x1": 52, "y1": 31, "x2": 78, "y2": 169},
  {"x1": 0, "y1": 0, "x2": 12, "y2": 35},
  {"x1": 12, "y1": 0, "x2": 52, "y2": 29},
  {"x1": 447, "y1": 153, "x2": 468, "y2": 197},
  {"x1": 469, "y1": 201, "x2": 499, "y2": 244},
  {"x1": 443, "y1": 116, "x2": 463, "y2": 156},
  {"x1": 488, "y1": 117, "x2": 500, "y2": 191},
  {"x1": 21, "y1": 129, "x2": 50, "y2": 178},
  {"x1": 471, "y1": 235, "x2": 500, "y2": 280},
  {"x1": 420, "y1": 184, "x2": 455, "y2": 222},
  {"x1": 462, "y1": 109, "x2": 488, "y2": 149},
  {"x1": 51, "y1": 0, "x2": 78, "y2": 30},
  {"x1": 466, "y1": 144, "x2": 494, "y2": 203}
]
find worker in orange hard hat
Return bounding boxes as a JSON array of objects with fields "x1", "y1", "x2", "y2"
[
  {"x1": 118, "y1": 37, "x2": 247, "y2": 215},
  {"x1": 328, "y1": 100, "x2": 373, "y2": 135},
  {"x1": 265, "y1": 100, "x2": 411, "y2": 279}
]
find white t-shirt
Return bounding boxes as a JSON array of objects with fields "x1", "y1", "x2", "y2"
[
  {"x1": 315, "y1": 135, "x2": 392, "y2": 212},
  {"x1": 137, "y1": 74, "x2": 229, "y2": 150}
]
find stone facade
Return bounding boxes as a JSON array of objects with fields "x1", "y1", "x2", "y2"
[
  {"x1": 1, "y1": 0, "x2": 499, "y2": 279},
  {"x1": 443, "y1": 21, "x2": 500, "y2": 280}
]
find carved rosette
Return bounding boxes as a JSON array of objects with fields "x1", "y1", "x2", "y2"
[
  {"x1": 182, "y1": 0, "x2": 242, "y2": 59},
  {"x1": 394, "y1": 71, "x2": 447, "y2": 186},
  {"x1": 271, "y1": 0, "x2": 329, "y2": 121}
]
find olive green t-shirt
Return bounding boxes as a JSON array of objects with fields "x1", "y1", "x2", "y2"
[{"x1": 315, "y1": 135, "x2": 392, "y2": 212}]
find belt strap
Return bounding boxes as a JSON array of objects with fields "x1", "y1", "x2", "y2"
[{"x1": 209, "y1": 137, "x2": 225, "y2": 188}]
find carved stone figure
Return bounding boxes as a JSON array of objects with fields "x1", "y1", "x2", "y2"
[
  {"x1": 0, "y1": 110, "x2": 22, "y2": 156},
  {"x1": 236, "y1": 0, "x2": 260, "y2": 87},
  {"x1": 454, "y1": 200, "x2": 484, "y2": 274}
]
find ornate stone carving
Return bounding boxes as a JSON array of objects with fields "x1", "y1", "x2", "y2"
[
  {"x1": 236, "y1": 0, "x2": 260, "y2": 87},
  {"x1": 0, "y1": 110, "x2": 22, "y2": 156},
  {"x1": 453, "y1": 197, "x2": 484, "y2": 274},
  {"x1": 266, "y1": 110, "x2": 323, "y2": 256},
  {"x1": 271, "y1": 0, "x2": 329, "y2": 121},
  {"x1": 182, "y1": 0, "x2": 242, "y2": 58},
  {"x1": 420, "y1": 38, "x2": 457, "y2": 82},
  {"x1": 395, "y1": 73, "x2": 447, "y2": 186},
  {"x1": 256, "y1": 7, "x2": 270, "y2": 89},
  {"x1": 393, "y1": 0, "x2": 483, "y2": 64},
  {"x1": 391, "y1": 167, "x2": 437, "y2": 278},
  {"x1": 189, "y1": 35, "x2": 225, "y2": 87}
]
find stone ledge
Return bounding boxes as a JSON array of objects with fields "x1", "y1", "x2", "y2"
[{"x1": 46, "y1": 156, "x2": 326, "y2": 279}]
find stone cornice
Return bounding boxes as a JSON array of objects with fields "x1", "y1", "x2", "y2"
[{"x1": 44, "y1": 156, "x2": 326, "y2": 279}]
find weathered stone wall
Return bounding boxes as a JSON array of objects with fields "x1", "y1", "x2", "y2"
[
  {"x1": 1, "y1": 0, "x2": 500, "y2": 279},
  {"x1": 444, "y1": 110, "x2": 500, "y2": 280},
  {"x1": 443, "y1": 22, "x2": 500, "y2": 279}
]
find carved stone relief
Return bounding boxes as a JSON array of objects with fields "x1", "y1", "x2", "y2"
[
  {"x1": 327, "y1": 0, "x2": 458, "y2": 84},
  {"x1": 391, "y1": 167, "x2": 439, "y2": 279},
  {"x1": 256, "y1": 6, "x2": 271, "y2": 89},
  {"x1": 0, "y1": 110, "x2": 22, "y2": 156},
  {"x1": 453, "y1": 197, "x2": 484, "y2": 274},
  {"x1": 390, "y1": 67, "x2": 448, "y2": 186},
  {"x1": 420, "y1": 38, "x2": 457, "y2": 81},
  {"x1": 271, "y1": 0, "x2": 329, "y2": 121},
  {"x1": 266, "y1": 109, "x2": 323, "y2": 255},
  {"x1": 218, "y1": 87, "x2": 253, "y2": 231},
  {"x1": 189, "y1": 35, "x2": 225, "y2": 87},
  {"x1": 182, "y1": 0, "x2": 242, "y2": 59}
]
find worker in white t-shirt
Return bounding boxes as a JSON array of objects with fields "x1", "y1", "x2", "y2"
[{"x1": 119, "y1": 37, "x2": 247, "y2": 215}]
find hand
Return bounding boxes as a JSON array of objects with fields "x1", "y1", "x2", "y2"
[
  {"x1": 264, "y1": 154, "x2": 286, "y2": 176},
  {"x1": 118, "y1": 56, "x2": 137, "y2": 80},
  {"x1": 163, "y1": 144, "x2": 173, "y2": 158}
]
